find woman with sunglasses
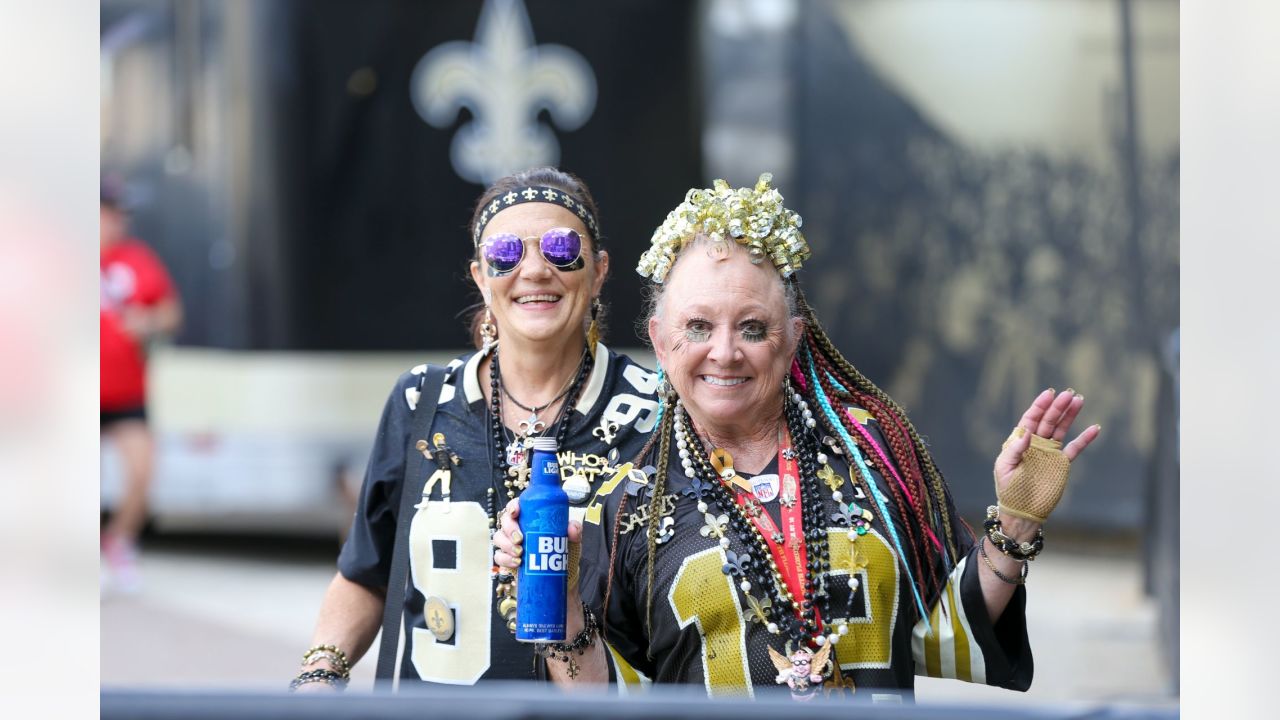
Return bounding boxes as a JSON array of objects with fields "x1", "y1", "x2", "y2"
[{"x1": 294, "y1": 167, "x2": 660, "y2": 691}]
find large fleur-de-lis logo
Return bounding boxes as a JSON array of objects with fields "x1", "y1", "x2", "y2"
[{"x1": 410, "y1": 0, "x2": 597, "y2": 185}]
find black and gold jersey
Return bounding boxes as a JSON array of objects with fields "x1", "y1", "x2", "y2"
[
  {"x1": 579, "y1": 405, "x2": 1032, "y2": 698},
  {"x1": 339, "y1": 343, "x2": 659, "y2": 684}
]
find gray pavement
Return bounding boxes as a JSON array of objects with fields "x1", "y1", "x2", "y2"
[{"x1": 101, "y1": 536, "x2": 1173, "y2": 705}]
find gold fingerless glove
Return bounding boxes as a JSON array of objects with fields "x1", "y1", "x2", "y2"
[{"x1": 995, "y1": 427, "x2": 1070, "y2": 524}]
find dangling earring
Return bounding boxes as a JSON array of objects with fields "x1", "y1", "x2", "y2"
[
  {"x1": 586, "y1": 297, "x2": 601, "y2": 358},
  {"x1": 480, "y1": 306, "x2": 497, "y2": 349}
]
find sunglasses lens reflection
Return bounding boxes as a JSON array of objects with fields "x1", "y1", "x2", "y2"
[
  {"x1": 483, "y1": 234, "x2": 524, "y2": 273},
  {"x1": 540, "y1": 228, "x2": 581, "y2": 267}
]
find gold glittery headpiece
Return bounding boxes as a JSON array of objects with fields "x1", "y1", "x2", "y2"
[{"x1": 637, "y1": 173, "x2": 810, "y2": 284}]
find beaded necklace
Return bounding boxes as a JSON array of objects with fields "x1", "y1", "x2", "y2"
[
  {"x1": 673, "y1": 388, "x2": 863, "y2": 651},
  {"x1": 484, "y1": 345, "x2": 592, "y2": 528}
]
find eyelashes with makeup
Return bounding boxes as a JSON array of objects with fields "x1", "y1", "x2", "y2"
[
  {"x1": 681, "y1": 319, "x2": 769, "y2": 343},
  {"x1": 684, "y1": 319, "x2": 711, "y2": 343}
]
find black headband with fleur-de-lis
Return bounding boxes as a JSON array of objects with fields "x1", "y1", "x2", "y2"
[{"x1": 472, "y1": 185, "x2": 601, "y2": 247}]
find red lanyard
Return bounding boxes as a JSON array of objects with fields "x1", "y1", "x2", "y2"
[{"x1": 722, "y1": 428, "x2": 810, "y2": 618}]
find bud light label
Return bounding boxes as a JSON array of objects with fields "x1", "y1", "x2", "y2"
[
  {"x1": 517, "y1": 444, "x2": 569, "y2": 642},
  {"x1": 524, "y1": 533, "x2": 568, "y2": 574}
]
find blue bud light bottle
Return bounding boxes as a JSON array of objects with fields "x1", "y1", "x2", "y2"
[{"x1": 516, "y1": 436, "x2": 568, "y2": 642}]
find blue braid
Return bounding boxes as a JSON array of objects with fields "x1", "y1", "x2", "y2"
[
  {"x1": 653, "y1": 366, "x2": 667, "y2": 428},
  {"x1": 801, "y1": 346, "x2": 931, "y2": 629},
  {"x1": 824, "y1": 368, "x2": 956, "y2": 575}
]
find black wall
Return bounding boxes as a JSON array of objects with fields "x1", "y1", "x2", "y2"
[{"x1": 260, "y1": 0, "x2": 701, "y2": 350}]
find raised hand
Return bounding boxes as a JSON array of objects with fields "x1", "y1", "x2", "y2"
[{"x1": 993, "y1": 389, "x2": 1100, "y2": 524}]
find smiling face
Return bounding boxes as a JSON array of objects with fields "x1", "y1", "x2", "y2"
[
  {"x1": 649, "y1": 241, "x2": 802, "y2": 439},
  {"x1": 470, "y1": 202, "x2": 608, "y2": 349}
]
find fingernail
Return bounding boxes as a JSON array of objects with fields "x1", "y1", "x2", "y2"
[
  {"x1": 1047, "y1": 387, "x2": 1056, "y2": 395},
  {"x1": 1093, "y1": 424, "x2": 1102, "y2": 432},
  {"x1": 512, "y1": 531, "x2": 523, "y2": 544},
  {"x1": 1075, "y1": 392, "x2": 1084, "y2": 400},
  {"x1": 1064, "y1": 387, "x2": 1075, "y2": 395}
]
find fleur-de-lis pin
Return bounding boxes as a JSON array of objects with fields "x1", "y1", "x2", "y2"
[
  {"x1": 700, "y1": 512, "x2": 729, "y2": 540},
  {"x1": 592, "y1": 418, "x2": 619, "y2": 446},
  {"x1": 681, "y1": 474, "x2": 712, "y2": 502},
  {"x1": 721, "y1": 549, "x2": 750, "y2": 578},
  {"x1": 507, "y1": 462, "x2": 531, "y2": 490},
  {"x1": 410, "y1": 0, "x2": 597, "y2": 185},
  {"x1": 744, "y1": 594, "x2": 773, "y2": 625},
  {"x1": 831, "y1": 503, "x2": 853, "y2": 527},
  {"x1": 655, "y1": 516, "x2": 675, "y2": 545},
  {"x1": 851, "y1": 547, "x2": 869, "y2": 573}
]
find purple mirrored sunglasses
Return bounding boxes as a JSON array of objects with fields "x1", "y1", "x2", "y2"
[{"x1": 480, "y1": 227, "x2": 585, "y2": 276}]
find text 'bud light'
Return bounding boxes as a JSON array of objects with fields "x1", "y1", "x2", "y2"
[{"x1": 516, "y1": 436, "x2": 569, "y2": 642}]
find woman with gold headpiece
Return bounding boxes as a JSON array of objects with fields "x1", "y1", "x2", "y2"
[
  {"x1": 492, "y1": 174, "x2": 1098, "y2": 698},
  {"x1": 294, "y1": 167, "x2": 659, "y2": 691}
]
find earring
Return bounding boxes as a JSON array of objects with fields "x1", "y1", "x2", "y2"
[
  {"x1": 586, "y1": 297, "x2": 601, "y2": 357},
  {"x1": 480, "y1": 307, "x2": 497, "y2": 349}
]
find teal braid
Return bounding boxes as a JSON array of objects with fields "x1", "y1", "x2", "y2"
[
  {"x1": 653, "y1": 366, "x2": 667, "y2": 429},
  {"x1": 802, "y1": 345, "x2": 931, "y2": 629}
]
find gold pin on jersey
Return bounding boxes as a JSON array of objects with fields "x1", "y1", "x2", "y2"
[{"x1": 423, "y1": 596, "x2": 455, "y2": 642}]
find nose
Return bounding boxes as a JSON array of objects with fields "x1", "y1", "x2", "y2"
[
  {"x1": 706, "y1": 326, "x2": 742, "y2": 366},
  {"x1": 517, "y1": 238, "x2": 554, "y2": 280}
]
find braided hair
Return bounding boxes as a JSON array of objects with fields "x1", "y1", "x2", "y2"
[{"x1": 789, "y1": 281, "x2": 969, "y2": 611}]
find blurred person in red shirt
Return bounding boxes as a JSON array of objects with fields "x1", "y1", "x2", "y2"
[{"x1": 100, "y1": 180, "x2": 182, "y2": 592}]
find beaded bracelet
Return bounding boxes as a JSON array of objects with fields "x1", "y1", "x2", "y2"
[
  {"x1": 979, "y1": 536, "x2": 1028, "y2": 585},
  {"x1": 983, "y1": 505, "x2": 1044, "y2": 561},
  {"x1": 301, "y1": 645, "x2": 351, "y2": 679},
  {"x1": 535, "y1": 603, "x2": 599, "y2": 679},
  {"x1": 288, "y1": 668, "x2": 347, "y2": 692}
]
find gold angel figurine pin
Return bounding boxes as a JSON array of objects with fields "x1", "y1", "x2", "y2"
[{"x1": 769, "y1": 642, "x2": 833, "y2": 701}]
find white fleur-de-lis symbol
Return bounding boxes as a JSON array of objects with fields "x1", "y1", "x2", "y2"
[
  {"x1": 700, "y1": 512, "x2": 729, "y2": 540},
  {"x1": 410, "y1": 0, "x2": 597, "y2": 185}
]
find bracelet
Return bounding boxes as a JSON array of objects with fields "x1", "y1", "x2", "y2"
[
  {"x1": 535, "y1": 603, "x2": 599, "y2": 679},
  {"x1": 983, "y1": 505, "x2": 1044, "y2": 561},
  {"x1": 301, "y1": 644, "x2": 351, "y2": 679},
  {"x1": 979, "y1": 536, "x2": 1028, "y2": 585},
  {"x1": 301, "y1": 645, "x2": 351, "y2": 679},
  {"x1": 288, "y1": 668, "x2": 347, "y2": 692}
]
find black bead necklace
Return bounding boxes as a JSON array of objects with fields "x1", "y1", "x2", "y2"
[
  {"x1": 676, "y1": 398, "x2": 840, "y2": 648},
  {"x1": 485, "y1": 345, "x2": 593, "y2": 528}
]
